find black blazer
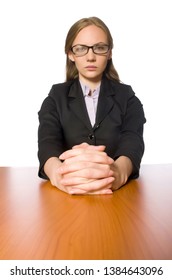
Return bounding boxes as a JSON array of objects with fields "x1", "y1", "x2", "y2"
[{"x1": 38, "y1": 77, "x2": 146, "y2": 179}]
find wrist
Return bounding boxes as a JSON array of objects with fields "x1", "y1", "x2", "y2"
[
  {"x1": 111, "y1": 156, "x2": 133, "y2": 190},
  {"x1": 44, "y1": 157, "x2": 62, "y2": 178}
]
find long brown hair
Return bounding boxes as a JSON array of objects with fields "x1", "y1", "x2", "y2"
[{"x1": 64, "y1": 17, "x2": 120, "y2": 82}]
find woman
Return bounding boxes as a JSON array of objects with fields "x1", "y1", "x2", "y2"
[{"x1": 38, "y1": 16, "x2": 146, "y2": 195}]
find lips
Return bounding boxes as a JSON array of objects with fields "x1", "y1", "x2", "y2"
[{"x1": 85, "y1": 65, "x2": 97, "y2": 70}]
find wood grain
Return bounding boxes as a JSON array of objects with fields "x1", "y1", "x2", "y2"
[{"x1": 0, "y1": 165, "x2": 172, "y2": 259}]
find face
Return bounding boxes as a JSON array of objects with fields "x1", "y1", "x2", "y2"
[{"x1": 68, "y1": 25, "x2": 112, "y2": 85}]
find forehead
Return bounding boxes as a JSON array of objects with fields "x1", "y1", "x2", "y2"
[{"x1": 73, "y1": 25, "x2": 108, "y2": 45}]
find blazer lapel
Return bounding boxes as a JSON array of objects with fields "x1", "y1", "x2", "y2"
[
  {"x1": 95, "y1": 78, "x2": 116, "y2": 127},
  {"x1": 68, "y1": 80, "x2": 92, "y2": 130}
]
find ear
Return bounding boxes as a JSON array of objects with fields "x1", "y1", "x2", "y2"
[{"x1": 68, "y1": 51, "x2": 75, "y2": 62}]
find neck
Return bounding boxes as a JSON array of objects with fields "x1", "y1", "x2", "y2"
[
  {"x1": 79, "y1": 80, "x2": 101, "y2": 91},
  {"x1": 79, "y1": 75, "x2": 102, "y2": 91}
]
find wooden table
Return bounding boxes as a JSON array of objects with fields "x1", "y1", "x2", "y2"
[{"x1": 0, "y1": 164, "x2": 172, "y2": 260}]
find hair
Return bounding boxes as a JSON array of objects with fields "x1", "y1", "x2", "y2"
[{"x1": 64, "y1": 17, "x2": 120, "y2": 82}]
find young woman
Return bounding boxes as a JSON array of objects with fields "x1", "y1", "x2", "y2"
[{"x1": 38, "y1": 17, "x2": 146, "y2": 195}]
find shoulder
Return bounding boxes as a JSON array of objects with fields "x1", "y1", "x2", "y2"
[
  {"x1": 109, "y1": 80, "x2": 145, "y2": 107},
  {"x1": 39, "y1": 81, "x2": 76, "y2": 112},
  {"x1": 110, "y1": 79, "x2": 134, "y2": 98},
  {"x1": 49, "y1": 80, "x2": 74, "y2": 97},
  {"x1": 106, "y1": 79, "x2": 144, "y2": 113},
  {"x1": 102, "y1": 77, "x2": 134, "y2": 98}
]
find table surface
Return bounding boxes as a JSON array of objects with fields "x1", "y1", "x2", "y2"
[{"x1": 0, "y1": 164, "x2": 172, "y2": 260}]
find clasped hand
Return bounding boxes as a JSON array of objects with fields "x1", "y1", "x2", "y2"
[{"x1": 57, "y1": 143, "x2": 115, "y2": 195}]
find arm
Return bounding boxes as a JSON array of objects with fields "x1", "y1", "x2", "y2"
[
  {"x1": 113, "y1": 91, "x2": 146, "y2": 178},
  {"x1": 38, "y1": 92, "x2": 65, "y2": 179}
]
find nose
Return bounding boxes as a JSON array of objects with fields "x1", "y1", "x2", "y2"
[{"x1": 86, "y1": 48, "x2": 96, "y2": 60}]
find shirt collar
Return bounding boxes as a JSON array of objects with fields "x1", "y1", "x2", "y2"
[{"x1": 79, "y1": 80, "x2": 100, "y2": 97}]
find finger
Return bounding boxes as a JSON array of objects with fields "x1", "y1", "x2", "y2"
[
  {"x1": 72, "y1": 142, "x2": 89, "y2": 149},
  {"x1": 61, "y1": 176, "x2": 94, "y2": 186},
  {"x1": 69, "y1": 184, "x2": 113, "y2": 195},
  {"x1": 87, "y1": 187, "x2": 113, "y2": 195},
  {"x1": 61, "y1": 153, "x2": 114, "y2": 166},
  {"x1": 60, "y1": 168, "x2": 114, "y2": 181},
  {"x1": 59, "y1": 147, "x2": 107, "y2": 160},
  {"x1": 59, "y1": 148, "x2": 83, "y2": 160},
  {"x1": 73, "y1": 143, "x2": 106, "y2": 151},
  {"x1": 62, "y1": 176, "x2": 115, "y2": 190},
  {"x1": 57, "y1": 162, "x2": 112, "y2": 175},
  {"x1": 85, "y1": 145, "x2": 106, "y2": 151},
  {"x1": 64, "y1": 154, "x2": 114, "y2": 165}
]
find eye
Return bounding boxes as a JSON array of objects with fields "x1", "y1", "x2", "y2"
[
  {"x1": 73, "y1": 45, "x2": 87, "y2": 53},
  {"x1": 94, "y1": 45, "x2": 108, "y2": 52}
]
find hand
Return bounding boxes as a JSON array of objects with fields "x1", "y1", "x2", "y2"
[
  {"x1": 43, "y1": 157, "x2": 72, "y2": 194},
  {"x1": 57, "y1": 143, "x2": 115, "y2": 195},
  {"x1": 65, "y1": 144, "x2": 133, "y2": 192},
  {"x1": 110, "y1": 156, "x2": 133, "y2": 191},
  {"x1": 43, "y1": 145, "x2": 114, "y2": 195},
  {"x1": 44, "y1": 144, "x2": 133, "y2": 195}
]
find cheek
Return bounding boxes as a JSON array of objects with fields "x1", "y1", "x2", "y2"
[
  {"x1": 99, "y1": 57, "x2": 109, "y2": 69},
  {"x1": 74, "y1": 59, "x2": 84, "y2": 70}
]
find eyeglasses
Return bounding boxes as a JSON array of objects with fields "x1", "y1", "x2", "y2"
[{"x1": 71, "y1": 44, "x2": 110, "y2": 57}]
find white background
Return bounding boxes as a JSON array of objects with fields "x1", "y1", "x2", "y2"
[{"x1": 0, "y1": 0, "x2": 172, "y2": 167}]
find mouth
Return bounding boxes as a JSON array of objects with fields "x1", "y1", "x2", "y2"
[{"x1": 85, "y1": 65, "x2": 97, "y2": 70}]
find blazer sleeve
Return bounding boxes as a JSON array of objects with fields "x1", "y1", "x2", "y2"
[
  {"x1": 113, "y1": 87, "x2": 146, "y2": 179},
  {"x1": 37, "y1": 88, "x2": 64, "y2": 179}
]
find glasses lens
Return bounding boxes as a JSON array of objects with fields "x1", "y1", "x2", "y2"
[
  {"x1": 71, "y1": 44, "x2": 110, "y2": 56},
  {"x1": 71, "y1": 45, "x2": 88, "y2": 56},
  {"x1": 93, "y1": 44, "x2": 109, "y2": 54}
]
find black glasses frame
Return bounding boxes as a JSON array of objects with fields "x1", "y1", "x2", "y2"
[{"x1": 71, "y1": 44, "x2": 110, "y2": 56}]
